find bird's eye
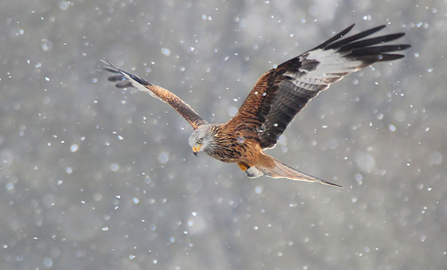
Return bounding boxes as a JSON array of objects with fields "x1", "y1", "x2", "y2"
[{"x1": 197, "y1": 139, "x2": 203, "y2": 144}]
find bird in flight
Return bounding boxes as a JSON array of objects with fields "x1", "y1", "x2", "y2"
[{"x1": 104, "y1": 24, "x2": 410, "y2": 188}]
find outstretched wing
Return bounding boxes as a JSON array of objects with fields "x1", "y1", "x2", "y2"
[
  {"x1": 230, "y1": 24, "x2": 411, "y2": 149},
  {"x1": 103, "y1": 59, "x2": 208, "y2": 130}
]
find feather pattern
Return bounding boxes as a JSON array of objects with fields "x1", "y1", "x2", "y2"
[
  {"x1": 104, "y1": 24, "x2": 410, "y2": 188},
  {"x1": 230, "y1": 24, "x2": 411, "y2": 149}
]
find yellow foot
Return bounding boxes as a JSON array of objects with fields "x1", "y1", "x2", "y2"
[{"x1": 237, "y1": 163, "x2": 249, "y2": 171}]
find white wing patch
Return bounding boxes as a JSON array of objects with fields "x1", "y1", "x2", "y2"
[{"x1": 285, "y1": 48, "x2": 364, "y2": 92}]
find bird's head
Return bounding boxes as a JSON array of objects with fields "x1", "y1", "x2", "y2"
[{"x1": 188, "y1": 125, "x2": 216, "y2": 156}]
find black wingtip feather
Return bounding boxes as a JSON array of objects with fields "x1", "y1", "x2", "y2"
[
  {"x1": 314, "y1": 24, "x2": 355, "y2": 50},
  {"x1": 102, "y1": 57, "x2": 152, "y2": 87},
  {"x1": 103, "y1": 66, "x2": 120, "y2": 74},
  {"x1": 312, "y1": 25, "x2": 411, "y2": 61},
  {"x1": 313, "y1": 24, "x2": 411, "y2": 65},
  {"x1": 324, "y1": 25, "x2": 387, "y2": 50},
  {"x1": 338, "y1": 33, "x2": 407, "y2": 52},
  {"x1": 356, "y1": 44, "x2": 410, "y2": 54}
]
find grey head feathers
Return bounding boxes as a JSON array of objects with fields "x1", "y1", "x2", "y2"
[{"x1": 188, "y1": 125, "x2": 216, "y2": 154}]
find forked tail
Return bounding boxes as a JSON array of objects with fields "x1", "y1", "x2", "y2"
[{"x1": 251, "y1": 156, "x2": 343, "y2": 188}]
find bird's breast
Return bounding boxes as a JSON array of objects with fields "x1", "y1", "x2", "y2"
[{"x1": 206, "y1": 133, "x2": 261, "y2": 165}]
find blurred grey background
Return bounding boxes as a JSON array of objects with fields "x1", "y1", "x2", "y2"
[{"x1": 1, "y1": 0, "x2": 445, "y2": 269}]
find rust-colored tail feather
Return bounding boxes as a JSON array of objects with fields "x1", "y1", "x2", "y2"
[{"x1": 256, "y1": 156, "x2": 343, "y2": 188}]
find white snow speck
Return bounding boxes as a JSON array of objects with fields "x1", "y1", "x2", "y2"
[
  {"x1": 161, "y1": 48, "x2": 171, "y2": 56},
  {"x1": 354, "y1": 173, "x2": 363, "y2": 185},
  {"x1": 41, "y1": 40, "x2": 53, "y2": 52},
  {"x1": 132, "y1": 197, "x2": 140, "y2": 204},
  {"x1": 110, "y1": 163, "x2": 119, "y2": 172},
  {"x1": 157, "y1": 152, "x2": 170, "y2": 164},
  {"x1": 6, "y1": 182, "x2": 14, "y2": 191},
  {"x1": 421, "y1": 235, "x2": 426, "y2": 242},
  {"x1": 59, "y1": 1, "x2": 69, "y2": 10},
  {"x1": 70, "y1": 144, "x2": 79, "y2": 153}
]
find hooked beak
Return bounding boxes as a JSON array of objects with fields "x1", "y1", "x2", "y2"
[{"x1": 192, "y1": 145, "x2": 202, "y2": 157}]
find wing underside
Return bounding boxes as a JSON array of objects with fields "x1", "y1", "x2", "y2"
[
  {"x1": 231, "y1": 24, "x2": 410, "y2": 149},
  {"x1": 103, "y1": 59, "x2": 208, "y2": 130}
]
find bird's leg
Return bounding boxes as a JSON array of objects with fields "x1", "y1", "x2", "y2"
[{"x1": 237, "y1": 162, "x2": 249, "y2": 171}]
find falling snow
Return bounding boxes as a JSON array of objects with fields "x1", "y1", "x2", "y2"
[{"x1": 0, "y1": 1, "x2": 444, "y2": 270}]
